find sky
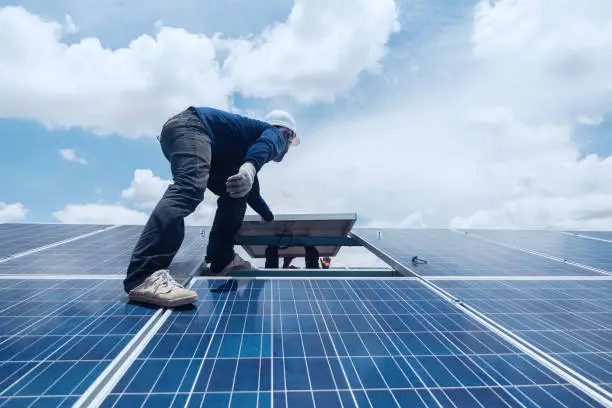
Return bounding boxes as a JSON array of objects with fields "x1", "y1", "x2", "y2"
[{"x1": 1, "y1": 0, "x2": 612, "y2": 265}]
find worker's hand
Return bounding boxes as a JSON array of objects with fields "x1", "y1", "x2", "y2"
[{"x1": 226, "y1": 163, "x2": 256, "y2": 198}]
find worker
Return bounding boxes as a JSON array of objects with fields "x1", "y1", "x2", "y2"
[{"x1": 123, "y1": 106, "x2": 300, "y2": 307}]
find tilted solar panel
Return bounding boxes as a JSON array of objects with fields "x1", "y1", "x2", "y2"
[
  {"x1": 0, "y1": 278, "x2": 159, "y2": 407},
  {"x1": 434, "y1": 278, "x2": 612, "y2": 399},
  {"x1": 0, "y1": 223, "x2": 110, "y2": 259},
  {"x1": 353, "y1": 228, "x2": 604, "y2": 277},
  {"x1": 462, "y1": 229, "x2": 612, "y2": 273},
  {"x1": 94, "y1": 278, "x2": 608, "y2": 408}
]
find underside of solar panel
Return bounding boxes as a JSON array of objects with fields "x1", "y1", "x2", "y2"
[{"x1": 0, "y1": 217, "x2": 611, "y2": 408}]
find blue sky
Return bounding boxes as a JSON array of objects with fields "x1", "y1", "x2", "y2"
[{"x1": 2, "y1": 0, "x2": 612, "y2": 229}]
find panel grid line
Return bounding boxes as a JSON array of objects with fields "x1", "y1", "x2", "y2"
[
  {"x1": 184, "y1": 283, "x2": 233, "y2": 407},
  {"x1": 457, "y1": 230, "x2": 612, "y2": 277},
  {"x1": 379, "y1": 279, "x2": 577, "y2": 407},
  {"x1": 305, "y1": 279, "x2": 363, "y2": 408},
  {"x1": 376, "y1": 280, "x2": 521, "y2": 407},
  {"x1": 330, "y1": 279, "x2": 445, "y2": 408},
  {"x1": 0, "y1": 224, "x2": 116, "y2": 261},
  {"x1": 417, "y1": 278, "x2": 612, "y2": 407}
]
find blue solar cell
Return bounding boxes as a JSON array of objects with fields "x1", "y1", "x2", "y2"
[
  {"x1": 0, "y1": 277, "x2": 158, "y2": 406},
  {"x1": 0, "y1": 223, "x2": 108, "y2": 259},
  {"x1": 0, "y1": 225, "x2": 207, "y2": 280},
  {"x1": 435, "y1": 278, "x2": 612, "y2": 395},
  {"x1": 464, "y1": 229, "x2": 612, "y2": 273},
  {"x1": 97, "y1": 278, "x2": 607, "y2": 407},
  {"x1": 353, "y1": 228, "x2": 604, "y2": 276}
]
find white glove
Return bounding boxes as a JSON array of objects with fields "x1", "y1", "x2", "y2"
[{"x1": 226, "y1": 162, "x2": 256, "y2": 198}]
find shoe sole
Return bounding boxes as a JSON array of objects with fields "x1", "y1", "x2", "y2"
[{"x1": 128, "y1": 292, "x2": 198, "y2": 308}]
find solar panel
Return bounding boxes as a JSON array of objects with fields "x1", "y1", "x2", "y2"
[
  {"x1": 462, "y1": 230, "x2": 612, "y2": 273},
  {"x1": 237, "y1": 213, "x2": 357, "y2": 258},
  {"x1": 0, "y1": 277, "x2": 159, "y2": 407},
  {"x1": 433, "y1": 278, "x2": 612, "y2": 399},
  {"x1": 0, "y1": 223, "x2": 109, "y2": 259},
  {"x1": 567, "y1": 231, "x2": 612, "y2": 242},
  {"x1": 352, "y1": 228, "x2": 604, "y2": 276},
  {"x1": 0, "y1": 225, "x2": 208, "y2": 281},
  {"x1": 93, "y1": 278, "x2": 607, "y2": 407}
]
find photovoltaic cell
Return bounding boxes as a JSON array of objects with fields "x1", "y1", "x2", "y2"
[
  {"x1": 353, "y1": 228, "x2": 603, "y2": 276},
  {"x1": 0, "y1": 277, "x2": 158, "y2": 407},
  {"x1": 463, "y1": 229, "x2": 612, "y2": 273},
  {"x1": 98, "y1": 278, "x2": 606, "y2": 407},
  {"x1": 0, "y1": 225, "x2": 208, "y2": 281},
  {"x1": 0, "y1": 223, "x2": 108, "y2": 259},
  {"x1": 435, "y1": 278, "x2": 612, "y2": 395}
]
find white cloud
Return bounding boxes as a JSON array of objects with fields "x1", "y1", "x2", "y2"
[
  {"x1": 121, "y1": 169, "x2": 170, "y2": 209},
  {"x1": 0, "y1": 2, "x2": 400, "y2": 137},
  {"x1": 222, "y1": 0, "x2": 400, "y2": 103},
  {"x1": 53, "y1": 203, "x2": 148, "y2": 224},
  {"x1": 248, "y1": 0, "x2": 612, "y2": 231},
  {"x1": 0, "y1": 202, "x2": 28, "y2": 222},
  {"x1": 63, "y1": 14, "x2": 79, "y2": 34},
  {"x1": 577, "y1": 114, "x2": 604, "y2": 126},
  {"x1": 19, "y1": 0, "x2": 612, "y2": 235},
  {"x1": 0, "y1": 6, "x2": 231, "y2": 138},
  {"x1": 59, "y1": 148, "x2": 88, "y2": 164}
]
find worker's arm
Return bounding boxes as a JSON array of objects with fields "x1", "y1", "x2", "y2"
[
  {"x1": 247, "y1": 177, "x2": 274, "y2": 222},
  {"x1": 226, "y1": 127, "x2": 287, "y2": 198},
  {"x1": 243, "y1": 127, "x2": 288, "y2": 171}
]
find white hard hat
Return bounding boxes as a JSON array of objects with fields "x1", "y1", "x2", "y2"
[{"x1": 264, "y1": 110, "x2": 300, "y2": 146}]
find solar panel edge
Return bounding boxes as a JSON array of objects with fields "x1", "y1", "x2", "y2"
[
  {"x1": 73, "y1": 271, "x2": 208, "y2": 407},
  {"x1": 72, "y1": 302, "x2": 173, "y2": 408},
  {"x1": 418, "y1": 278, "x2": 612, "y2": 407},
  {"x1": 349, "y1": 232, "x2": 416, "y2": 278}
]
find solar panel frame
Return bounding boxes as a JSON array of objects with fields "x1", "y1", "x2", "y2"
[
  {"x1": 352, "y1": 228, "x2": 605, "y2": 277},
  {"x1": 91, "y1": 277, "x2": 610, "y2": 408}
]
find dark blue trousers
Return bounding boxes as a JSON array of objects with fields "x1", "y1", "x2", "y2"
[{"x1": 123, "y1": 108, "x2": 247, "y2": 293}]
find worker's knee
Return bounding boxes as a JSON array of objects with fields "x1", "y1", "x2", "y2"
[{"x1": 164, "y1": 182, "x2": 205, "y2": 212}]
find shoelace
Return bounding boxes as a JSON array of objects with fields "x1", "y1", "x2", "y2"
[{"x1": 152, "y1": 270, "x2": 183, "y2": 292}]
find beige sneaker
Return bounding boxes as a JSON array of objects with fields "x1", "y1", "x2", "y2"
[
  {"x1": 128, "y1": 269, "x2": 198, "y2": 307},
  {"x1": 212, "y1": 253, "x2": 253, "y2": 276}
]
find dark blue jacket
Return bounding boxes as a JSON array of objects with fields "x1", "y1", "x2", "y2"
[{"x1": 192, "y1": 106, "x2": 283, "y2": 221}]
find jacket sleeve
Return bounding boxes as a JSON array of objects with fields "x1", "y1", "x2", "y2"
[
  {"x1": 246, "y1": 177, "x2": 274, "y2": 221},
  {"x1": 243, "y1": 127, "x2": 287, "y2": 171}
]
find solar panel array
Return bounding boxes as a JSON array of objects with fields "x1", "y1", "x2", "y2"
[
  {"x1": 0, "y1": 223, "x2": 110, "y2": 260},
  {"x1": 351, "y1": 229, "x2": 606, "y2": 276},
  {"x1": 0, "y1": 278, "x2": 157, "y2": 407},
  {"x1": 1, "y1": 222, "x2": 611, "y2": 407},
  {"x1": 462, "y1": 229, "x2": 612, "y2": 273}
]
